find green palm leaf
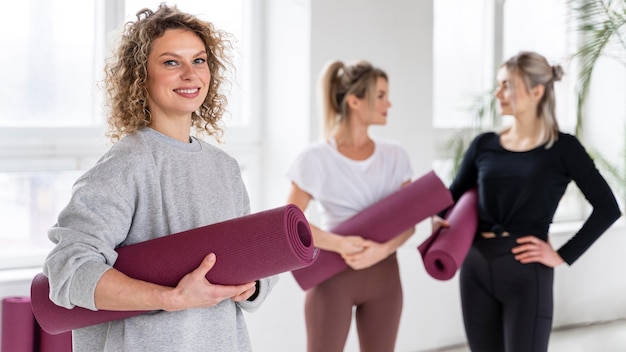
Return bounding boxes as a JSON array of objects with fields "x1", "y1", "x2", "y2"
[{"x1": 569, "y1": 0, "x2": 626, "y2": 135}]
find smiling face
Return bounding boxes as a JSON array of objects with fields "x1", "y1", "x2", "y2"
[{"x1": 145, "y1": 28, "x2": 210, "y2": 123}]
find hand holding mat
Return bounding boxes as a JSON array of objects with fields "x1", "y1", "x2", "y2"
[
  {"x1": 31, "y1": 204, "x2": 316, "y2": 335},
  {"x1": 418, "y1": 188, "x2": 478, "y2": 280},
  {"x1": 291, "y1": 171, "x2": 454, "y2": 290}
]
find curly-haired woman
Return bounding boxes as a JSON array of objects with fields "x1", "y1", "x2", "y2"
[{"x1": 43, "y1": 4, "x2": 276, "y2": 351}]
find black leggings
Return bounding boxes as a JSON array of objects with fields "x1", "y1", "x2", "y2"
[{"x1": 460, "y1": 237, "x2": 554, "y2": 352}]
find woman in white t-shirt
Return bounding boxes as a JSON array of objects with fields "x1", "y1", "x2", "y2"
[{"x1": 286, "y1": 60, "x2": 414, "y2": 352}]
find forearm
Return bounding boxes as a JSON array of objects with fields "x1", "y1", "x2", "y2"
[
  {"x1": 94, "y1": 268, "x2": 178, "y2": 312},
  {"x1": 382, "y1": 226, "x2": 416, "y2": 255},
  {"x1": 309, "y1": 224, "x2": 342, "y2": 252}
]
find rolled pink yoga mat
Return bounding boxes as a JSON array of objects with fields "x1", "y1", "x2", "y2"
[
  {"x1": 2, "y1": 296, "x2": 35, "y2": 352},
  {"x1": 418, "y1": 188, "x2": 478, "y2": 280},
  {"x1": 31, "y1": 204, "x2": 316, "y2": 335},
  {"x1": 39, "y1": 329, "x2": 72, "y2": 352},
  {"x1": 291, "y1": 171, "x2": 454, "y2": 291}
]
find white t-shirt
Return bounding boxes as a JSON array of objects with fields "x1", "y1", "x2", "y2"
[{"x1": 287, "y1": 137, "x2": 413, "y2": 231}]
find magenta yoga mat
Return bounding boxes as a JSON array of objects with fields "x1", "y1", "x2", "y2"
[
  {"x1": 291, "y1": 171, "x2": 454, "y2": 290},
  {"x1": 38, "y1": 329, "x2": 72, "y2": 352},
  {"x1": 418, "y1": 188, "x2": 478, "y2": 281},
  {"x1": 31, "y1": 204, "x2": 316, "y2": 335},
  {"x1": 1, "y1": 296, "x2": 35, "y2": 352}
]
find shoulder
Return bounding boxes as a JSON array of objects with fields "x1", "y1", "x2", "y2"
[
  {"x1": 475, "y1": 131, "x2": 498, "y2": 143},
  {"x1": 293, "y1": 140, "x2": 333, "y2": 162},
  {"x1": 374, "y1": 137, "x2": 405, "y2": 151},
  {"x1": 467, "y1": 131, "x2": 498, "y2": 150},
  {"x1": 197, "y1": 139, "x2": 242, "y2": 171},
  {"x1": 556, "y1": 132, "x2": 582, "y2": 146},
  {"x1": 95, "y1": 133, "x2": 151, "y2": 171},
  {"x1": 553, "y1": 132, "x2": 587, "y2": 153},
  {"x1": 373, "y1": 138, "x2": 409, "y2": 158}
]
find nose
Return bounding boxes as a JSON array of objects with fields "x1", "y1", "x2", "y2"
[
  {"x1": 180, "y1": 64, "x2": 196, "y2": 80},
  {"x1": 494, "y1": 86, "x2": 504, "y2": 100}
]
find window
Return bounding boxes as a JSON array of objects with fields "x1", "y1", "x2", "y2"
[
  {"x1": 433, "y1": 0, "x2": 494, "y2": 129},
  {"x1": 502, "y1": 0, "x2": 577, "y2": 132},
  {"x1": 0, "y1": 1, "x2": 104, "y2": 127},
  {"x1": 0, "y1": 0, "x2": 258, "y2": 269},
  {"x1": 433, "y1": 0, "x2": 585, "y2": 222},
  {"x1": 433, "y1": 0, "x2": 575, "y2": 130}
]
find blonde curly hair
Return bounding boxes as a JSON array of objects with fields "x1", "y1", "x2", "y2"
[{"x1": 104, "y1": 3, "x2": 234, "y2": 142}]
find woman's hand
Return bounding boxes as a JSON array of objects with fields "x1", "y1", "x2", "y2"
[
  {"x1": 335, "y1": 235, "x2": 367, "y2": 256},
  {"x1": 512, "y1": 236, "x2": 565, "y2": 268},
  {"x1": 167, "y1": 253, "x2": 256, "y2": 311},
  {"x1": 431, "y1": 215, "x2": 449, "y2": 234},
  {"x1": 342, "y1": 240, "x2": 389, "y2": 270}
]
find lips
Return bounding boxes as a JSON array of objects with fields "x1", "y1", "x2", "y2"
[{"x1": 174, "y1": 88, "x2": 200, "y2": 94}]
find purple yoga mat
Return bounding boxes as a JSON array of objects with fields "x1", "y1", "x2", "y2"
[
  {"x1": 31, "y1": 204, "x2": 316, "y2": 335},
  {"x1": 38, "y1": 329, "x2": 72, "y2": 352},
  {"x1": 1, "y1": 296, "x2": 35, "y2": 352},
  {"x1": 418, "y1": 188, "x2": 478, "y2": 280},
  {"x1": 291, "y1": 171, "x2": 454, "y2": 290}
]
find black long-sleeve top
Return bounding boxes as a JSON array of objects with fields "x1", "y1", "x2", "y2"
[{"x1": 449, "y1": 131, "x2": 621, "y2": 265}]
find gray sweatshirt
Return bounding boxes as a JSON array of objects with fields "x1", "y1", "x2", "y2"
[{"x1": 43, "y1": 128, "x2": 277, "y2": 351}]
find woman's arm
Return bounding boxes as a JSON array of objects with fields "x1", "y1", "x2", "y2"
[
  {"x1": 94, "y1": 253, "x2": 256, "y2": 312},
  {"x1": 342, "y1": 180, "x2": 416, "y2": 270},
  {"x1": 287, "y1": 182, "x2": 366, "y2": 256}
]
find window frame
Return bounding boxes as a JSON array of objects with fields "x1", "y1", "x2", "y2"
[
  {"x1": 0, "y1": 0, "x2": 263, "y2": 270},
  {"x1": 432, "y1": 0, "x2": 588, "y2": 223}
]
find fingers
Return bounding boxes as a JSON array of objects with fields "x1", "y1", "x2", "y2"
[
  {"x1": 431, "y1": 216, "x2": 449, "y2": 233},
  {"x1": 197, "y1": 254, "x2": 255, "y2": 297},
  {"x1": 342, "y1": 242, "x2": 386, "y2": 270},
  {"x1": 230, "y1": 282, "x2": 257, "y2": 302},
  {"x1": 511, "y1": 236, "x2": 564, "y2": 267},
  {"x1": 196, "y1": 253, "x2": 217, "y2": 275},
  {"x1": 511, "y1": 236, "x2": 535, "y2": 254},
  {"x1": 339, "y1": 236, "x2": 367, "y2": 255}
]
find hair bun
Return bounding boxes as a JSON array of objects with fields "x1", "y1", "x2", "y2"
[{"x1": 552, "y1": 65, "x2": 564, "y2": 82}]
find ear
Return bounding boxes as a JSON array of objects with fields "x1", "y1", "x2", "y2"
[
  {"x1": 531, "y1": 84, "x2": 545, "y2": 102},
  {"x1": 346, "y1": 94, "x2": 361, "y2": 110}
]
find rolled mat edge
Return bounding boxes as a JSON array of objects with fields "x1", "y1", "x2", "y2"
[
  {"x1": 418, "y1": 187, "x2": 478, "y2": 280},
  {"x1": 31, "y1": 204, "x2": 316, "y2": 335}
]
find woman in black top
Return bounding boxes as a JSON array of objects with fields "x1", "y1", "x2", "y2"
[{"x1": 435, "y1": 51, "x2": 621, "y2": 352}]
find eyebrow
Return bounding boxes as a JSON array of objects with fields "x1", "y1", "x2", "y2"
[{"x1": 157, "y1": 50, "x2": 208, "y2": 59}]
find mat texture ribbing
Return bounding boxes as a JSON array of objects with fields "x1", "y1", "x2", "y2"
[{"x1": 31, "y1": 204, "x2": 316, "y2": 334}]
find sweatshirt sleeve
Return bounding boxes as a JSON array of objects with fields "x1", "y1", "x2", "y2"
[
  {"x1": 236, "y1": 275, "x2": 280, "y2": 313},
  {"x1": 556, "y1": 135, "x2": 622, "y2": 264},
  {"x1": 43, "y1": 174, "x2": 134, "y2": 310}
]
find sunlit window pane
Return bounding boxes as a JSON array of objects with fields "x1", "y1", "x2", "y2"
[
  {"x1": 433, "y1": 0, "x2": 494, "y2": 128},
  {"x1": 0, "y1": 170, "x2": 83, "y2": 267},
  {"x1": 503, "y1": 0, "x2": 576, "y2": 132},
  {"x1": 0, "y1": 0, "x2": 104, "y2": 127}
]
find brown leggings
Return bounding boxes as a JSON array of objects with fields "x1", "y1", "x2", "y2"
[{"x1": 304, "y1": 253, "x2": 403, "y2": 352}]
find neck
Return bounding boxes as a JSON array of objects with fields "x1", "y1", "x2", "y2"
[
  {"x1": 500, "y1": 118, "x2": 544, "y2": 151},
  {"x1": 510, "y1": 115, "x2": 542, "y2": 139},
  {"x1": 334, "y1": 123, "x2": 370, "y2": 148},
  {"x1": 149, "y1": 115, "x2": 193, "y2": 143},
  {"x1": 333, "y1": 124, "x2": 374, "y2": 161}
]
